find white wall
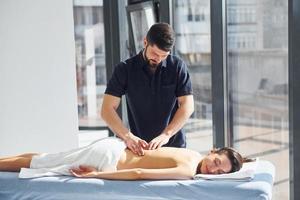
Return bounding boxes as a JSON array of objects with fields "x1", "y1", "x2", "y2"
[{"x1": 0, "y1": 0, "x2": 79, "y2": 156}]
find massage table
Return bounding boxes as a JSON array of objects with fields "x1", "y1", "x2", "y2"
[{"x1": 0, "y1": 160, "x2": 275, "y2": 200}]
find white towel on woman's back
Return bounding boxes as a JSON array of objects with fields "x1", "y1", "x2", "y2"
[{"x1": 19, "y1": 137, "x2": 126, "y2": 179}]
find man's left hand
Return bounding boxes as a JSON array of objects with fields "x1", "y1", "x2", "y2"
[{"x1": 148, "y1": 133, "x2": 170, "y2": 150}]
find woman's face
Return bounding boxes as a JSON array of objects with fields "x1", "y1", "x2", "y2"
[{"x1": 200, "y1": 153, "x2": 232, "y2": 174}]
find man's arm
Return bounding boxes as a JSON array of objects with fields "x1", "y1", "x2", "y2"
[
  {"x1": 101, "y1": 94, "x2": 148, "y2": 155},
  {"x1": 163, "y1": 94, "x2": 194, "y2": 136},
  {"x1": 148, "y1": 95, "x2": 194, "y2": 149},
  {"x1": 70, "y1": 165, "x2": 194, "y2": 180},
  {"x1": 101, "y1": 94, "x2": 129, "y2": 139}
]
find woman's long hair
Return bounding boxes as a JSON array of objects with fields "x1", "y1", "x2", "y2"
[{"x1": 213, "y1": 147, "x2": 255, "y2": 173}]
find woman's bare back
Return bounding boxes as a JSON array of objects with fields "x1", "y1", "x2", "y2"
[{"x1": 117, "y1": 147, "x2": 202, "y2": 172}]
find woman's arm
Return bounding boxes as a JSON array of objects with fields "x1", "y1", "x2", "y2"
[{"x1": 70, "y1": 165, "x2": 194, "y2": 180}]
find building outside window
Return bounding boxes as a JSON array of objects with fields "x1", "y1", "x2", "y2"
[
  {"x1": 73, "y1": 0, "x2": 106, "y2": 129},
  {"x1": 173, "y1": 0, "x2": 212, "y2": 153},
  {"x1": 227, "y1": 0, "x2": 289, "y2": 199}
]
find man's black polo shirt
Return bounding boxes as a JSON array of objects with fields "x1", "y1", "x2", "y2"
[{"x1": 105, "y1": 51, "x2": 192, "y2": 147}]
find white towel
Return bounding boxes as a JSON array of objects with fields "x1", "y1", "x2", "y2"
[
  {"x1": 19, "y1": 137, "x2": 126, "y2": 179},
  {"x1": 194, "y1": 158, "x2": 259, "y2": 181}
]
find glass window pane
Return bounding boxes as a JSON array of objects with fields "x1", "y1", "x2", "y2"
[
  {"x1": 73, "y1": 0, "x2": 106, "y2": 128},
  {"x1": 227, "y1": 1, "x2": 288, "y2": 199},
  {"x1": 173, "y1": 0, "x2": 212, "y2": 153},
  {"x1": 130, "y1": 8, "x2": 155, "y2": 53}
]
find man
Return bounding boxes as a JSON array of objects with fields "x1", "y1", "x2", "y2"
[
  {"x1": 0, "y1": 137, "x2": 245, "y2": 180},
  {"x1": 101, "y1": 23, "x2": 194, "y2": 156}
]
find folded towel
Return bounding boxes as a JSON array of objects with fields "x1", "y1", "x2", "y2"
[{"x1": 194, "y1": 158, "x2": 259, "y2": 181}]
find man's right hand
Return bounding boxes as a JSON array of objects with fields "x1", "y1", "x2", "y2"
[{"x1": 124, "y1": 133, "x2": 148, "y2": 156}]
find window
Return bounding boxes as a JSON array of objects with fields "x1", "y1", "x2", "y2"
[
  {"x1": 173, "y1": 0, "x2": 212, "y2": 153},
  {"x1": 73, "y1": 0, "x2": 107, "y2": 129},
  {"x1": 227, "y1": 0, "x2": 289, "y2": 199},
  {"x1": 126, "y1": 1, "x2": 156, "y2": 54}
]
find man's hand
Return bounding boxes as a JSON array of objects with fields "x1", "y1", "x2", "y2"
[
  {"x1": 148, "y1": 133, "x2": 170, "y2": 150},
  {"x1": 124, "y1": 133, "x2": 148, "y2": 156},
  {"x1": 70, "y1": 165, "x2": 98, "y2": 178}
]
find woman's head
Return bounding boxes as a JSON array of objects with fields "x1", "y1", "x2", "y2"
[{"x1": 199, "y1": 147, "x2": 243, "y2": 174}]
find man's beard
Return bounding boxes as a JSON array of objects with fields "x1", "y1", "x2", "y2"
[
  {"x1": 147, "y1": 58, "x2": 158, "y2": 68},
  {"x1": 144, "y1": 46, "x2": 159, "y2": 68}
]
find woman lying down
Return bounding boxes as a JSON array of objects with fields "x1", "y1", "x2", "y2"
[{"x1": 0, "y1": 137, "x2": 250, "y2": 180}]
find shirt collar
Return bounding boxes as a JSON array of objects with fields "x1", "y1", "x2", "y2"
[{"x1": 161, "y1": 58, "x2": 167, "y2": 68}]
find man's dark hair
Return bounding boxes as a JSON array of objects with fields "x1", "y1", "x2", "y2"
[{"x1": 146, "y1": 23, "x2": 175, "y2": 52}]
